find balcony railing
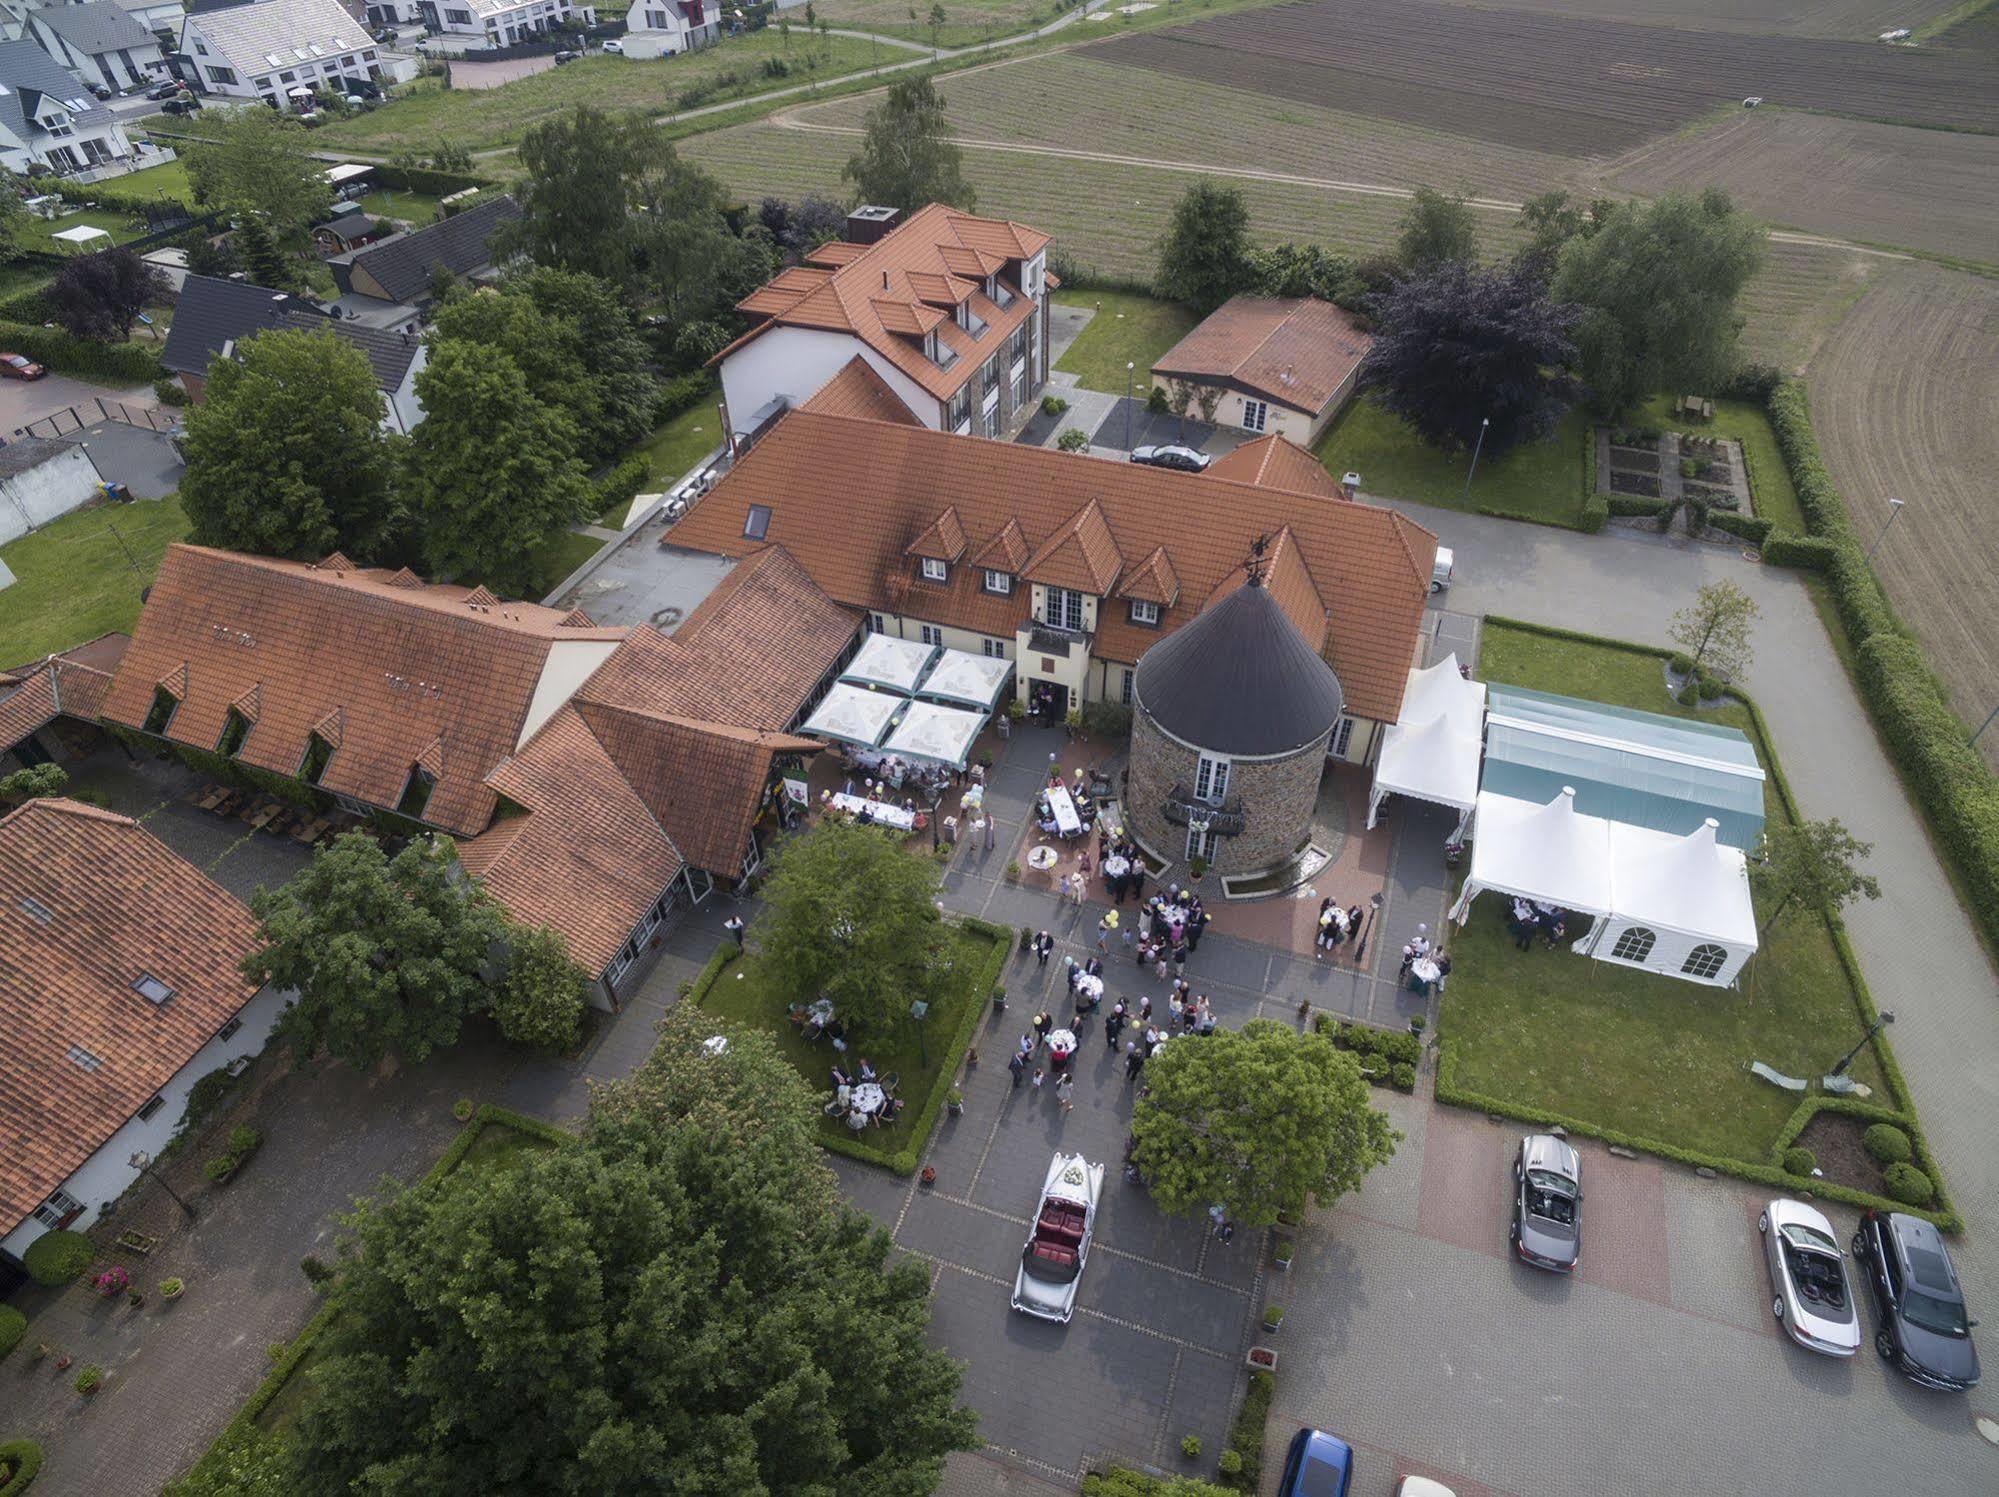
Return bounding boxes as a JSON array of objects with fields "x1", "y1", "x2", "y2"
[
  {"x1": 1028, "y1": 621, "x2": 1091, "y2": 655},
  {"x1": 1160, "y1": 786, "x2": 1246, "y2": 837}
]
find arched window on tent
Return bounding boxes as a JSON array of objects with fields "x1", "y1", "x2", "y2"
[
  {"x1": 1609, "y1": 926, "x2": 1656, "y2": 963},
  {"x1": 1682, "y1": 944, "x2": 1729, "y2": 980}
]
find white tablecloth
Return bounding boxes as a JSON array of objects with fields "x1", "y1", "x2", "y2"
[
  {"x1": 1074, "y1": 974, "x2": 1104, "y2": 1001},
  {"x1": 808, "y1": 998, "x2": 835, "y2": 1025},
  {"x1": 1046, "y1": 786, "x2": 1082, "y2": 837},
  {"x1": 1047, "y1": 1028, "x2": 1077, "y2": 1058},
  {"x1": 1103, "y1": 855, "x2": 1130, "y2": 880},
  {"x1": 1410, "y1": 958, "x2": 1441, "y2": 985},
  {"x1": 1027, "y1": 845, "x2": 1059, "y2": 870},
  {"x1": 850, "y1": 1081, "x2": 886, "y2": 1115},
  {"x1": 830, "y1": 792, "x2": 915, "y2": 830}
]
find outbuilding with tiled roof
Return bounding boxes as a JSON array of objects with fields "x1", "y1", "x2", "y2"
[{"x1": 1151, "y1": 296, "x2": 1374, "y2": 447}]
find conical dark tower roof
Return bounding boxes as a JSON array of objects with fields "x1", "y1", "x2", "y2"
[{"x1": 1132, "y1": 576, "x2": 1344, "y2": 757}]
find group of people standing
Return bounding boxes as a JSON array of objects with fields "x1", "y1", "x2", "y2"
[
  {"x1": 1509, "y1": 897, "x2": 1571, "y2": 951},
  {"x1": 1315, "y1": 896, "x2": 1367, "y2": 958}
]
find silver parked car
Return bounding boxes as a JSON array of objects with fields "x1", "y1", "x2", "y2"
[
  {"x1": 1130, "y1": 443, "x2": 1210, "y2": 473},
  {"x1": 1510, "y1": 1134, "x2": 1581, "y2": 1272},
  {"x1": 1759, "y1": 1198, "x2": 1860, "y2": 1357},
  {"x1": 1011, "y1": 1151, "x2": 1105, "y2": 1323}
]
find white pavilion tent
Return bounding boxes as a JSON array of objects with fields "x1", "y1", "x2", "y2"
[
  {"x1": 1449, "y1": 787, "x2": 1757, "y2": 987},
  {"x1": 799, "y1": 683, "x2": 901, "y2": 749},
  {"x1": 1367, "y1": 653, "x2": 1486, "y2": 832},
  {"x1": 917, "y1": 650, "x2": 1013, "y2": 711},
  {"x1": 841, "y1": 633, "x2": 938, "y2": 695},
  {"x1": 881, "y1": 699, "x2": 985, "y2": 769},
  {"x1": 51, "y1": 225, "x2": 112, "y2": 255}
]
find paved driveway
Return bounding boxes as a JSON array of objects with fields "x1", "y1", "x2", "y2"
[{"x1": 0, "y1": 375, "x2": 152, "y2": 437}]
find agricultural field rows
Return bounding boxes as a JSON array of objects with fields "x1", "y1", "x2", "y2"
[
  {"x1": 1939, "y1": 0, "x2": 1999, "y2": 47},
  {"x1": 1808, "y1": 262, "x2": 1999, "y2": 766},
  {"x1": 1084, "y1": 0, "x2": 1999, "y2": 153},
  {"x1": 1418, "y1": 0, "x2": 1964, "y2": 39},
  {"x1": 1607, "y1": 110, "x2": 1999, "y2": 266},
  {"x1": 802, "y1": 53, "x2": 1588, "y2": 202},
  {"x1": 811, "y1": 0, "x2": 1069, "y2": 46}
]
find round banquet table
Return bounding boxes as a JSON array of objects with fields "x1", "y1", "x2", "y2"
[
  {"x1": 1027, "y1": 845, "x2": 1060, "y2": 871},
  {"x1": 1047, "y1": 1029, "x2": 1077, "y2": 1066},
  {"x1": 1408, "y1": 957, "x2": 1441, "y2": 993},
  {"x1": 1075, "y1": 974, "x2": 1104, "y2": 1002},
  {"x1": 847, "y1": 1081, "x2": 886, "y2": 1126}
]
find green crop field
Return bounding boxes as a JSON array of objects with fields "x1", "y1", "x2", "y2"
[{"x1": 814, "y1": 0, "x2": 1068, "y2": 47}]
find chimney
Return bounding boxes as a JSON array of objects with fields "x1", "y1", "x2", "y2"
[{"x1": 845, "y1": 205, "x2": 900, "y2": 245}]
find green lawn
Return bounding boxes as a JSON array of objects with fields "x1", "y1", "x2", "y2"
[
  {"x1": 0, "y1": 497, "x2": 189, "y2": 664},
  {"x1": 696, "y1": 921, "x2": 996, "y2": 1163},
  {"x1": 1315, "y1": 397, "x2": 1590, "y2": 528},
  {"x1": 12, "y1": 207, "x2": 149, "y2": 254},
  {"x1": 1051, "y1": 287, "x2": 1197, "y2": 396},
  {"x1": 1441, "y1": 621, "x2": 1895, "y2": 1165},
  {"x1": 524, "y1": 529, "x2": 605, "y2": 599},
  {"x1": 102, "y1": 157, "x2": 194, "y2": 203},
  {"x1": 1624, "y1": 393, "x2": 1804, "y2": 536},
  {"x1": 355, "y1": 188, "x2": 443, "y2": 226}
]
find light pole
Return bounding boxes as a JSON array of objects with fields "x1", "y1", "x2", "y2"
[
  {"x1": 1972, "y1": 703, "x2": 1999, "y2": 749},
  {"x1": 1352, "y1": 891, "x2": 1385, "y2": 966},
  {"x1": 1828, "y1": 1010, "x2": 1895, "y2": 1080},
  {"x1": 1460, "y1": 417, "x2": 1489, "y2": 504},
  {"x1": 1124, "y1": 360, "x2": 1135, "y2": 452},
  {"x1": 130, "y1": 1149, "x2": 195, "y2": 1222},
  {"x1": 1865, "y1": 497, "x2": 1905, "y2": 561}
]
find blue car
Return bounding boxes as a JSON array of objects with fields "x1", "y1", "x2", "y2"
[{"x1": 1278, "y1": 1428, "x2": 1354, "y2": 1497}]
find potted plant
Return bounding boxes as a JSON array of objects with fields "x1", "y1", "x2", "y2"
[
  {"x1": 1262, "y1": 1304, "x2": 1284, "y2": 1334},
  {"x1": 452, "y1": 1097, "x2": 475, "y2": 1122},
  {"x1": 919, "y1": 1165, "x2": 937, "y2": 1188},
  {"x1": 128, "y1": 1288, "x2": 145, "y2": 1309},
  {"x1": 75, "y1": 1365, "x2": 102, "y2": 1395},
  {"x1": 1273, "y1": 1239, "x2": 1294, "y2": 1272},
  {"x1": 1018, "y1": 926, "x2": 1034, "y2": 953},
  {"x1": 1006, "y1": 699, "x2": 1026, "y2": 722},
  {"x1": 946, "y1": 1089, "x2": 964, "y2": 1117},
  {"x1": 159, "y1": 1278, "x2": 186, "y2": 1302},
  {"x1": 93, "y1": 1266, "x2": 129, "y2": 1299},
  {"x1": 1246, "y1": 1345, "x2": 1277, "y2": 1371},
  {"x1": 1180, "y1": 1434, "x2": 1201, "y2": 1459},
  {"x1": 1409, "y1": 1014, "x2": 1427, "y2": 1036},
  {"x1": 55, "y1": 1353, "x2": 71, "y2": 1371},
  {"x1": 1004, "y1": 861, "x2": 1022, "y2": 882},
  {"x1": 991, "y1": 983, "x2": 1007, "y2": 1012}
]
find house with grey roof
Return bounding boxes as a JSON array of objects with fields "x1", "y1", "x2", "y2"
[
  {"x1": 178, "y1": 0, "x2": 414, "y2": 107},
  {"x1": 161, "y1": 273, "x2": 429, "y2": 433},
  {"x1": 25, "y1": 1, "x2": 166, "y2": 93},
  {"x1": 327, "y1": 193, "x2": 519, "y2": 311},
  {"x1": 0, "y1": 37, "x2": 135, "y2": 176}
]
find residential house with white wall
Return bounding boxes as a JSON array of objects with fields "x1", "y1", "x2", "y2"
[
  {"x1": 619, "y1": 0, "x2": 715, "y2": 56},
  {"x1": 178, "y1": 0, "x2": 414, "y2": 107},
  {"x1": 0, "y1": 798, "x2": 291, "y2": 1269},
  {"x1": 26, "y1": 0, "x2": 167, "y2": 93},
  {"x1": 416, "y1": 0, "x2": 592, "y2": 50},
  {"x1": 0, "y1": 38, "x2": 137, "y2": 175}
]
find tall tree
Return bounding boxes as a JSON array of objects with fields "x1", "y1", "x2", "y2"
[
  {"x1": 230, "y1": 214, "x2": 295, "y2": 292},
  {"x1": 403, "y1": 339, "x2": 594, "y2": 596},
  {"x1": 44, "y1": 248, "x2": 174, "y2": 341},
  {"x1": 1395, "y1": 186, "x2": 1479, "y2": 272},
  {"x1": 1130, "y1": 1018, "x2": 1398, "y2": 1229},
  {"x1": 1669, "y1": 578, "x2": 1760, "y2": 681},
  {"x1": 179, "y1": 327, "x2": 400, "y2": 562},
  {"x1": 843, "y1": 77, "x2": 975, "y2": 212},
  {"x1": 0, "y1": 168, "x2": 27, "y2": 261},
  {"x1": 244, "y1": 834, "x2": 506, "y2": 1071},
  {"x1": 1754, "y1": 818, "x2": 1882, "y2": 936},
  {"x1": 1552, "y1": 188, "x2": 1763, "y2": 416},
  {"x1": 1357, "y1": 259, "x2": 1578, "y2": 454},
  {"x1": 287, "y1": 1009, "x2": 978, "y2": 1494},
  {"x1": 517, "y1": 266, "x2": 659, "y2": 455},
  {"x1": 184, "y1": 108, "x2": 332, "y2": 243},
  {"x1": 1154, "y1": 179, "x2": 1250, "y2": 315},
  {"x1": 755, "y1": 818, "x2": 947, "y2": 1040},
  {"x1": 492, "y1": 922, "x2": 590, "y2": 1051},
  {"x1": 631, "y1": 148, "x2": 775, "y2": 329},
  {"x1": 506, "y1": 105, "x2": 666, "y2": 292},
  {"x1": 1513, "y1": 188, "x2": 1612, "y2": 282}
]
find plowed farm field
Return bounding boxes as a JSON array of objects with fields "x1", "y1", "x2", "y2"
[
  {"x1": 1419, "y1": 0, "x2": 1963, "y2": 40},
  {"x1": 1082, "y1": 0, "x2": 1999, "y2": 154},
  {"x1": 1809, "y1": 263, "x2": 1999, "y2": 767}
]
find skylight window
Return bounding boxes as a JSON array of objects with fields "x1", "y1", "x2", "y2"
[
  {"x1": 66, "y1": 1044, "x2": 103, "y2": 1073},
  {"x1": 743, "y1": 504, "x2": 771, "y2": 540},
  {"x1": 15, "y1": 895, "x2": 53, "y2": 924},
  {"x1": 133, "y1": 973, "x2": 174, "y2": 1006}
]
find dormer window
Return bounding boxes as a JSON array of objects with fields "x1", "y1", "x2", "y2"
[
  {"x1": 920, "y1": 557, "x2": 948, "y2": 584},
  {"x1": 216, "y1": 707, "x2": 251, "y2": 757},
  {"x1": 142, "y1": 687, "x2": 178, "y2": 735},
  {"x1": 983, "y1": 570, "x2": 1011, "y2": 595},
  {"x1": 299, "y1": 732, "x2": 334, "y2": 785},
  {"x1": 1129, "y1": 599, "x2": 1160, "y2": 626},
  {"x1": 395, "y1": 765, "x2": 435, "y2": 820}
]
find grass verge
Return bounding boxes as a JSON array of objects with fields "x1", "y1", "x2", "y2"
[
  {"x1": 1440, "y1": 617, "x2": 1957, "y2": 1229},
  {"x1": 1051, "y1": 286, "x2": 1197, "y2": 396},
  {"x1": 1315, "y1": 398, "x2": 1589, "y2": 529},
  {"x1": 0, "y1": 497, "x2": 189, "y2": 663},
  {"x1": 524, "y1": 529, "x2": 605, "y2": 600}
]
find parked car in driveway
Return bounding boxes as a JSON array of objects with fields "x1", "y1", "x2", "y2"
[
  {"x1": 1510, "y1": 1133, "x2": 1581, "y2": 1272},
  {"x1": 1854, "y1": 1209, "x2": 1980, "y2": 1389},
  {"x1": 1278, "y1": 1429, "x2": 1355, "y2": 1497},
  {"x1": 0, "y1": 352, "x2": 47, "y2": 381},
  {"x1": 1011, "y1": 1151, "x2": 1104, "y2": 1323},
  {"x1": 1130, "y1": 443, "x2": 1210, "y2": 473},
  {"x1": 601, "y1": 37, "x2": 624, "y2": 51},
  {"x1": 1759, "y1": 1199, "x2": 1859, "y2": 1356}
]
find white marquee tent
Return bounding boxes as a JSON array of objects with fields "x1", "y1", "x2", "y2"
[
  {"x1": 917, "y1": 650, "x2": 1013, "y2": 711},
  {"x1": 1367, "y1": 653, "x2": 1486, "y2": 831},
  {"x1": 1448, "y1": 787, "x2": 1757, "y2": 987},
  {"x1": 841, "y1": 633, "x2": 939, "y2": 695},
  {"x1": 799, "y1": 683, "x2": 901, "y2": 749},
  {"x1": 881, "y1": 699, "x2": 985, "y2": 769}
]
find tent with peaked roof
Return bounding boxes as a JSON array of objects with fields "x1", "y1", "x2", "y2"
[
  {"x1": 881, "y1": 699, "x2": 984, "y2": 768},
  {"x1": 840, "y1": 632, "x2": 938, "y2": 695},
  {"x1": 799, "y1": 682, "x2": 899, "y2": 749},
  {"x1": 1367, "y1": 652, "x2": 1485, "y2": 831}
]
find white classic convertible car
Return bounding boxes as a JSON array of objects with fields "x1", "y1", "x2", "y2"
[{"x1": 1011, "y1": 1152, "x2": 1105, "y2": 1323}]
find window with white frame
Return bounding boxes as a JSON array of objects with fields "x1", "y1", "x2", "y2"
[
  {"x1": 920, "y1": 557, "x2": 948, "y2": 583},
  {"x1": 1242, "y1": 398, "x2": 1269, "y2": 433},
  {"x1": 867, "y1": 613, "x2": 888, "y2": 634},
  {"x1": 919, "y1": 624, "x2": 944, "y2": 646},
  {"x1": 1044, "y1": 586, "x2": 1085, "y2": 632},
  {"x1": 1609, "y1": 926, "x2": 1656, "y2": 963},
  {"x1": 1120, "y1": 668, "x2": 1134, "y2": 706},
  {"x1": 1682, "y1": 944, "x2": 1729, "y2": 980},
  {"x1": 32, "y1": 1188, "x2": 82, "y2": 1229},
  {"x1": 983, "y1": 638, "x2": 1007, "y2": 659},
  {"x1": 983, "y1": 569, "x2": 1011, "y2": 595},
  {"x1": 1129, "y1": 599, "x2": 1160, "y2": 626},
  {"x1": 1329, "y1": 715, "x2": 1355, "y2": 759},
  {"x1": 1194, "y1": 754, "x2": 1230, "y2": 805}
]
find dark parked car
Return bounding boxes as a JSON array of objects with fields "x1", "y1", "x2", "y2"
[
  {"x1": 162, "y1": 97, "x2": 201, "y2": 115},
  {"x1": 0, "y1": 352, "x2": 47, "y2": 381},
  {"x1": 1854, "y1": 1210, "x2": 1980, "y2": 1390},
  {"x1": 553, "y1": 48, "x2": 581, "y2": 62},
  {"x1": 1130, "y1": 443, "x2": 1210, "y2": 473},
  {"x1": 1510, "y1": 1133, "x2": 1581, "y2": 1272},
  {"x1": 1278, "y1": 1429, "x2": 1354, "y2": 1497}
]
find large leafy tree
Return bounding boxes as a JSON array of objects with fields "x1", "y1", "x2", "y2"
[
  {"x1": 244, "y1": 834, "x2": 506, "y2": 1071},
  {"x1": 1358, "y1": 259, "x2": 1578, "y2": 454},
  {"x1": 179, "y1": 327, "x2": 401, "y2": 562},
  {"x1": 755, "y1": 818, "x2": 946, "y2": 1040},
  {"x1": 1395, "y1": 186, "x2": 1479, "y2": 272},
  {"x1": 1754, "y1": 818, "x2": 1882, "y2": 936},
  {"x1": 842, "y1": 77, "x2": 975, "y2": 213},
  {"x1": 514, "y1": 266, "x2": 659, "y2": 454},
  {"x1": 1552, "y1": 187, "x2": 1763, "y2": 416},
  {"x1": 1155, "y1": 179, "x2": 1250, "y2": 315},
  {"x1": 631, "y1": 149, "x2": 775, "y2": 333},
  {"x1": 1131, "y1": 1018, "x2": 1398, "y2": 1229},
  {"x1": 506, "y1": 105, "x2": 665, "y2": 292},
  {"x1": 493, "y1": 922, "x2": 590, "y2": 1052},
  {"x1": 403, "y1": 339, "x2": 594, "y2": 596},
  {"x1": 185, "y1": 107, "x2": 332, "y2": 243},
  {"x1": 45, "y1": 248, "x2": 174, "y2": 341},
  {"x1": 287, "y1": 1009, "x2": 978, "y2": 1494},
  {"x1": 1512, "y1": 188, "x2": 1613, "y2": 283}
]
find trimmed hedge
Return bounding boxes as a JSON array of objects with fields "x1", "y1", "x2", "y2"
[
  {"x1": 654, "y1": 370, "x2": 714, "y2": 424},
  {"x1": 1082, "y1": 1472, "x2": 1233, "y2": 1497},
  {"x1": 0, "y1": 321, "x2": 162, "y2": 382},
  {"x1": 1863, "y1": 1123, "x2": 1912, "y2": 1164},
  {"x1": 1, "y1": 1439, "x2": 43, "y2": 1496},
  {"x1": 594, "y1": 452, "x2": 650, "y2": 525},
  {"x1": 0, "y1": 1305, "x2": 25, "y2": 1358},
  {"x1": 1781, "y1": 1147, "x2": 1816, "y2": 1177},
  {"x1": 1885, "y1": 1161, "x2": 1935, "y2": 1206},
  {"x1": 1607, "y1": 494, "x2": 1670, "y2": 518},
  {"x1": 1707, "y1": 511, "x2": 1772, "y2": 545},
  {"x1": 1217, "y1": 1370, "x2": 1274, "y2": 1492},
  {"x1": 370, "y1": 163, "x2": 495, "y2": 197},
  {"x1": 21, "y1": 1228, "x2": 93, "y2": 1286},
  {"x1": 1579, "y1": 493, "x2": 1608, "y2": 533},
  {"x1": 1759, "y1": 532, "x2": 1837, "y2": 571}
]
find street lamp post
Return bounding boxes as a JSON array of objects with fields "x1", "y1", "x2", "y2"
[
  {"x1": 1460, "y1": 417, "x2": 1490, "y2": 505},
  {"x1": 1972, "y1": 702, "x2": 1999, "y2": 749},
  {"x1": 1125, "y1": 360, "x2": 1135, "y2": 453},
  {"x1": 130, "y1": 1149, "x2": 195, "y2": 1222},
  {"x1": 1828, "y1": 1010, "x2": 1895, "y2": 1080},
  {"x1": 1352, "y1": 891, "x2": 1385, "y2": 966},
  {"x1": 1865, "y1": 497, "x2": 1906, "y2": 562}
]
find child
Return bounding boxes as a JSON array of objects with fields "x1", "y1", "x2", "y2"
[{"x1": 1032, "y1": 1068, "x2": 1046, "y2": 1092}]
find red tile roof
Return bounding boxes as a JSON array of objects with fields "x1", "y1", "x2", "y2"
[
  {"x1": 1206, "y1": 434, "x2": 1348, "y2": 498},
  {"x1": 1118, "y1": 545, "x2": 1181, "y2": 608},
  {"x1": 723, "y1": 204, "x2": 1051, "y2": 403},
  {"x1": 1153, "y1": 297, "x2": 1374, "y2": 417},
  {"x1": 799, "y1": 357, "x2": 922, "y2": 426},
  {"x1": 665, "y1": 412, "x2": 1434, "y2": 722},
  {"x1": 905, "y1": 506, "x2": 967, "y2": 563},
  {"x1": 0, "y1": 798, "x2": 263, "y2": 1236},
  {"x1": 98, "y1": 546, "x2": 625, "y2": 838},
  {"x1": 1023, "y1": 499, "x2": 1123, "y2": 595},
  {"x1": 0, "y1": 635, "x2": 126, "y2": 751}
]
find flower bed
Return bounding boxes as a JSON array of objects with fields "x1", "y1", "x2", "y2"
[{"x1": 1609, "y1": 471, "x2": 1661, "y2": 498}]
